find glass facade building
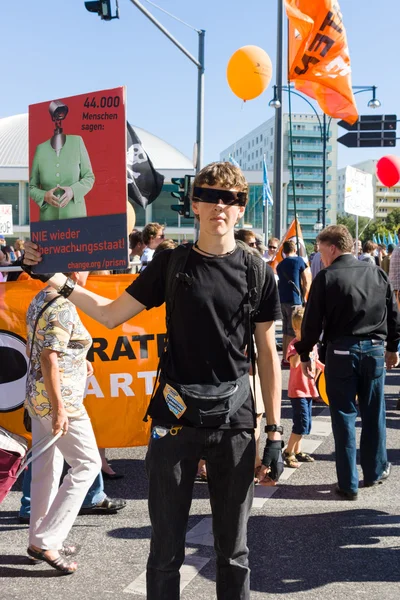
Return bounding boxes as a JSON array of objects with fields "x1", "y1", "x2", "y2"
[{"x1": 220, "y1": 113, "x2": 338, "y2": 243}]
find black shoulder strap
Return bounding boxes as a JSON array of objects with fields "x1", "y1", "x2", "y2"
[
  {"x1": 237, "y1": 241, "x2": 267, "y2": 408},
  {"x1": 165, "y1": 243, "x2": 193, "y2": 330},
  {"x1": 235, "y1": 240, "x2": 266, "y2": 319},
  {"x1": 143, "y1": 245, "x2": 192, "y2": 423}
]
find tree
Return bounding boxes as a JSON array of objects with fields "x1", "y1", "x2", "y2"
[
  {"x1": 384, "y1": 209, "x2": 400, "y2": 231},
  {"x1": 337, "y1": 215, "x2": 371, "y2": 239}
]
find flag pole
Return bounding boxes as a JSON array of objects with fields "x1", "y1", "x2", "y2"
[
  {"x1": 273, "y1": 0, "x2": 284, "y2": 239},
  {"x1": 263, "y1": 154, "x2": 268, "y2": 245}
]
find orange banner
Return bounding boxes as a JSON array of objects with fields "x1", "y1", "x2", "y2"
[
  {"x1": 285, "y1": 0, "x2": 358, "y2": 124},
  {"x1": 269, "y1": 219, "x2": 308, "y2": 272},
  {"x1": 0, "y1": 276, "x2": 166, "y2": 447}
]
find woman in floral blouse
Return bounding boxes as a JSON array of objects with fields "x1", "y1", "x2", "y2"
[{"x1": 25, "y1": 272, "x2": 101, "y2": 574}]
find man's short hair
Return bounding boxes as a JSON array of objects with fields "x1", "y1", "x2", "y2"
[
  {"x1": 317, "y1": 225, "x2": 354, "y2": 253},
  {"x1": 268, "y1": 237, "x2": 279, "y2": 247},
  {"x1": 234, "y1": 229, "x2": 255, "y2": 245},
  {"x1": 142, "y1": 223, "x2": 163, "y2": 245},
  {"x1": 129, "y1": 230, "x2": 143, "y2": 250},
  {"x1": 363, "y1": 240, "x2": 375, "y2": 254},
  {"x1": 193, "y1": 162, "x2": 248, "y2": 198},
  {"x1": 282, "y1": 240, "x2": 296, "y2": 254}
]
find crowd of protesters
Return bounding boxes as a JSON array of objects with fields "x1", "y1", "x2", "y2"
[{"x1": 1, "y1": 169, "x2": 400, "y2": 597}]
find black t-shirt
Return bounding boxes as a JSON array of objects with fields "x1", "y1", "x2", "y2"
[{"x1": 125, "y1": 246, "x2": 282, "y2": 429}]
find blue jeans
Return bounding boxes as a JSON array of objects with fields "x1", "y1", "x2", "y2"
[
  {"x1": 290, "y1": 398, "x2": 312, "y2": 435},
  {"x1": 19, "y1": 463, "x2": 106, "y2": 517},
  {"x1": 325, "y1": 338, "x2": 387, "y2": 494},
  {"x1": 146, "y1": 426, "x2": 255, "y2": 600}
]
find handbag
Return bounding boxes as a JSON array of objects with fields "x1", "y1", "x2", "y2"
[
  {"x1": 24, "y1": 295, "x2": 60, "y2": 432},
  {"x1": 160, "y1": 372, "x2": 251, "y2": 427},
  {"x1": 0, "y1": 428, "x2": 62, "y2": 505}
]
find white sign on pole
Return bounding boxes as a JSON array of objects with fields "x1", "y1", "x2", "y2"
[
  {"x1": 344, "y1": 166, "x2": 374, "y2": 218},
  {"x1": 0, "y1": 205, "x2": 13, "y2": 235}
]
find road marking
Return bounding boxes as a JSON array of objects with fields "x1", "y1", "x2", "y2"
[
  {"x1": 253, "y1": 485, "x2": 278, "y2": 508},
  {"x1": 301, "y1": 438, "x2": 323, "y2": 454},
  {"x1": 310, "y1": 419, "x2": 332, "y2": 436},
  {"x1": 186, "y1": 517, "x2": 214, "y2": 546},
  {"x1": 123, "y1": 555, "x2": 210, "y2": 595}
]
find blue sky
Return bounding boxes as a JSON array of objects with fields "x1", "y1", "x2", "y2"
[{"x1": 1, "y1": 0, "x2": 399, "y2": 168}]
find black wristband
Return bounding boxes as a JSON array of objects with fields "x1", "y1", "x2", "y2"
[
  {"x1": 265, "y1": 424, "x2": 284, "y2": 434},
  {"x1": 58, "y1": 277, "x2": 76, "y2": 298}
]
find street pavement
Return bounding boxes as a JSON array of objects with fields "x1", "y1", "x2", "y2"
[{"x1": 1, "y1": 361, "x2": 399, "y2": 599}]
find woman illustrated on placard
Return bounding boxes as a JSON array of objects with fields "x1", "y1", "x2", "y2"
[{"x1": 29, "y1": 100, "x2": 95, "y2": 222}]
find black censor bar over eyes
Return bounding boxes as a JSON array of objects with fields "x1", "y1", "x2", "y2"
[
  {"x1": 193, "y1": 187, "x2": 247, "y2": 207},
  {"x1": 294, "y1": 9, "x2": 343, "y2": 76}
]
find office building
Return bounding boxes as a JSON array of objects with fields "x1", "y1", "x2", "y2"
[{"x1": 220, "y1": 113, "x2": 338, "y2": 243}]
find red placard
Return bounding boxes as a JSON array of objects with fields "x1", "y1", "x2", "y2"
[{"x1": 29, "y1": 87, "x2": 128, "y2": 273}]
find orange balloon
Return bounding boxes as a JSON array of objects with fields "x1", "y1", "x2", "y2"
[
  {"x1": 316, "y1": 370, "x2": 329, "y2": 406},
  {"x1": 227, "y1": 45, "x2": 273, "y2": 101}
]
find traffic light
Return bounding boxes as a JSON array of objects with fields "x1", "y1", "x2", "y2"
[
  {"x1": 171, "y1": 175, "x2": 193, "y2": 218},
  {"x1": 84, "y1": 1, "x2": 118, "y2": 20}
]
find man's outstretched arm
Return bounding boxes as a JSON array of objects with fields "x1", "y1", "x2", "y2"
[{"x1": 23, "y1": 242, "x2": 145, "y2": 328}]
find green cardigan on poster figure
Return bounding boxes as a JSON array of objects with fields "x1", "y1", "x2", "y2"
[{"x1": 29, "y1": 135, "x2": 95, "y2": 222}]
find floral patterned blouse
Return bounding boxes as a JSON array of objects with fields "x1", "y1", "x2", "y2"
[{"x1": 25, "y1": 288, "x2": 92, "y2": 419}]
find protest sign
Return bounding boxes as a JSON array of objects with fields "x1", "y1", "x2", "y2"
[
  {"x1": 344, "y1": 166, "x2": 374, "y2": 218},
  {"x1": 0, "y1": 205, "x2": 13, "y2": 235},
  {"x1": 29, "y1": 87, "x2": 128, "y2": 273}
]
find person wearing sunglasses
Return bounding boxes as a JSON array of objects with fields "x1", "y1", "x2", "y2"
[
  {"x1": 264, "y1": 237, "x2": 280, "y2": 263},
  {"x1": 234, "y1": 228, "x2": 258, "y2": 249},
  {"x1": 22, "y1": 161, "x2": 283, "y2": 600},
  {"x1": 140, "y1": 222, "x2": 165, "y2": 272}
]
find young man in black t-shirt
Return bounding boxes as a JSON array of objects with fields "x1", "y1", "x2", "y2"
[{"x1": 23, "y1": 162, "x2": 283, "y2": 600}]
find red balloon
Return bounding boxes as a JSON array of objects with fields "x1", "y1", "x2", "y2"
[{"x1": 376, "y1": 155, "x2": 400, "y2": 187}]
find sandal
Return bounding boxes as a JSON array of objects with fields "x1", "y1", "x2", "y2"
[
  {"x1": 283, "y1": 451, "x2": 300, "y2": 468},
  {"x1": 295, "y1": 452, "x2": 315, "y2": 463},
  {"x1": 27, "y1": 547, "x2": 78, "y2": 574},
  {"x1": 254, "y1": 465, "x2": 262, "y2": 485},
  {"x1": 29, "y1": 543, "x2": 81, "y2": 563}
]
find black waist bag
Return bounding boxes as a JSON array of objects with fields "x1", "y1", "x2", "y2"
[{"x1": 160, "y1": 372, "x2": 250, "y2": 427}]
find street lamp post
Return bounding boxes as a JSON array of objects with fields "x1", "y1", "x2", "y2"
[
  {"x1": 128, "y1": 1, "x2": 205, "y2": 174},
  {"x1": 273, "y1": 0, "x2": 284, "y2": 239},
  {"x1": 269, "y1": 85, "x2": 381, "y2": 232}
]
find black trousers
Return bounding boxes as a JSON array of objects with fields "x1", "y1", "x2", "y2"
[{"x1": 145, "y1": 426, "x2": 255, "y2": 600}]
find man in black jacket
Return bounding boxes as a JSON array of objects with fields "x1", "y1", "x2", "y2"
[{"x1": 295, "y1": 225, "x2": 400, "y2": 500}]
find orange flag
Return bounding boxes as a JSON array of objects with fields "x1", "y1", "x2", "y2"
[
  {"x1": 285, "y1": 0, "x2": 358, "y2": 124},
  {"x1": 269, "y1": 219, "x2": 308, "y2": 273}
]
